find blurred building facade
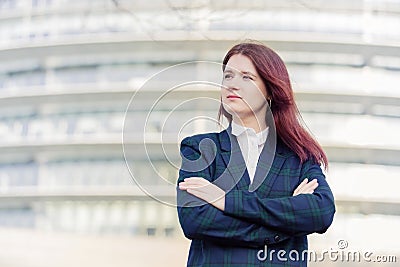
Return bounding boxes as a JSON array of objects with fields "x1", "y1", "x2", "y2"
[{"x1": 0, "y1": 0, "x2": 399, "y2": 264}]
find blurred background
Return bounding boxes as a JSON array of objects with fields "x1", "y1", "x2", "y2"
[{"x1": 0, "y1": 0, "x2": 399, "y2": 266}]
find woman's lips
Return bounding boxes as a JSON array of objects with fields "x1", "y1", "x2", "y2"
[{"x1": 227, "y1": 95, "x2": 242, "y2": 99}]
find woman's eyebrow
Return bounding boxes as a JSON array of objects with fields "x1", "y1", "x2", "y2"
[
  {"x1": 223, "y1": 69, "x2": 234, "y2": 73},
  {"x1": 241, "y1": 71, "x2": 257, "y2": 77},
  {"x1": 224, "y1": 69, "x2": 256, "y2": 77}
]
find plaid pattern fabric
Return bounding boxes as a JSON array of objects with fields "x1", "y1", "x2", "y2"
[{"x1": 177, "y1": 127, "x2": 335, "y2": 267}]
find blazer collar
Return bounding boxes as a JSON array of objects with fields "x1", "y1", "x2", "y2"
[
  {"x1": 219, "y1": 125, "x2": 232, "y2": 152},
  {"x1": 219, "y1": 124, "x2": 291, "y2": 157},
  {"x1": 218, "y1": 124, "x2": 292, "y2": 193}
]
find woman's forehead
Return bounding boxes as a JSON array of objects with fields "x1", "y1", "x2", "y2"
[{"x1": 225, "y1": 54, "x2": 258, "y2": 74}]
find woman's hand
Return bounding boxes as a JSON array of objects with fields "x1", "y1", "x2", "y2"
[
  {"x1": 179, "y1": 177, "x2": 225, "y2": 211},
  {"x1": 293, "y1": 178, "x2": 318, "y2": 196}
]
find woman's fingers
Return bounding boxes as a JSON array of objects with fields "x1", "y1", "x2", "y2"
[
  {"x1": 293, "y1": 178, "x2": 308, "y2": 196},
  {"x1": 293, "y1": 178, "x2": 318, "y2": 196},
  {"x1": 305, "y1": 180, "x2": 318, "y2": 193},
  {"x1": 308, "y1": 179, "x2": 319, "y2": 191},
  {"x1": 179, "y1": 177, "x2": 208, "y2": 190},
  {"x1": 300, "y1": 179, "x2": 318, "y2": 194},
  {"x1": 184, "y1": 177, "x2": 205, "y2": 183},
  {"x1": 301, "y1": 179, "x2": 317, "y2": 191},
  {"x1": 181, "y1": 177, "x2": 226, "y2": 207}
]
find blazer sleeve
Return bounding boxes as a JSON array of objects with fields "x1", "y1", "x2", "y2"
[
  {"x1": 223, "y1": 157, "x2": 336, "y2": 237},
  {"x1": 177, "y1": 136, "x2": 290, "y2": 247}
]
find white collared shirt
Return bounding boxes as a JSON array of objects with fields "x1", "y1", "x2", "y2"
[{"x1": 231, "y1": 121, "x2": 269, "y2": 184}]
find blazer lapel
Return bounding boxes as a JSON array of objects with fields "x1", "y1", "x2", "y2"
[
  {"x1": 218, "y1": 125, "x2": 288, "y2": 196},
  {"x1": 249, "y1": 124, "x2": 287, "y2": 194},
  {"x1": 251, "y1": 145, "x2": 287, "y2": 197},
  {"x1": 218, "y1": 126, "x2": 251, "y2": 190}
]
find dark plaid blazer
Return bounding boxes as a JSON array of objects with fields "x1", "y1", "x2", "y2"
[{"x1": 177, "y1": 126, "x2": 335, "y2": 267}]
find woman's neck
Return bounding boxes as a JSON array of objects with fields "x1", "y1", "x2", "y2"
[{"x1": 232, "y1": 116, "x2": 267, "y2": 133}]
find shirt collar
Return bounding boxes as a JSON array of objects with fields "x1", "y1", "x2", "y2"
[
  {"x1": 231, "y1": 120, "x2": 248, "y2": 137},
  {"x1": 231, "y1": 121, "x2": 269, "y2": 145}
]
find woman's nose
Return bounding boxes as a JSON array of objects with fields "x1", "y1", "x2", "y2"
[
  {"x1": 223, "y1": 80, "x2": 239, "y2": 91},
  {"x1": 229, "y1": 84, "x2": 239, "y2": 91},
  {"x1": 222, "y1": 84, "x2": 239, "y2": 94}
]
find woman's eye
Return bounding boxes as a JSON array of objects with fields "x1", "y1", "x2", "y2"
[
  {"x1": 224, "y1": 74, "x2": 233, "y2": 79},
  {"x1": 243, "y1": 75, "x2": 253, "y2": 80}
]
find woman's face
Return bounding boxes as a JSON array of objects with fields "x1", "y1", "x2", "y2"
[{"x1": 221, "y1": 54, "x2": 268, "y2": 122}]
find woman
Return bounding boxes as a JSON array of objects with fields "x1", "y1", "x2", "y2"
[{"x1": 177, "y1": 42, "x2": 335, "y2": 266}]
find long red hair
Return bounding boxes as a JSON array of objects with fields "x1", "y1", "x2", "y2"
[{"x1": 219, "y1": 42, "x2": 328, "y2": 169}]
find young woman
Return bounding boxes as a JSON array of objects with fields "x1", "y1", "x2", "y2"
[{"x1": 177, "y1": 42, "x2": 335, "y2": 266}]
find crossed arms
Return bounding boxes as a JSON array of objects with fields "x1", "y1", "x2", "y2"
[{"x1": 177, "y1": 136, "x2": 336, "y2": 248}]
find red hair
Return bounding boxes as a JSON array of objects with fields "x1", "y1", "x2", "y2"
[{"x1": 219, "y1": 42, "x2": 328, "y2": 169}]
